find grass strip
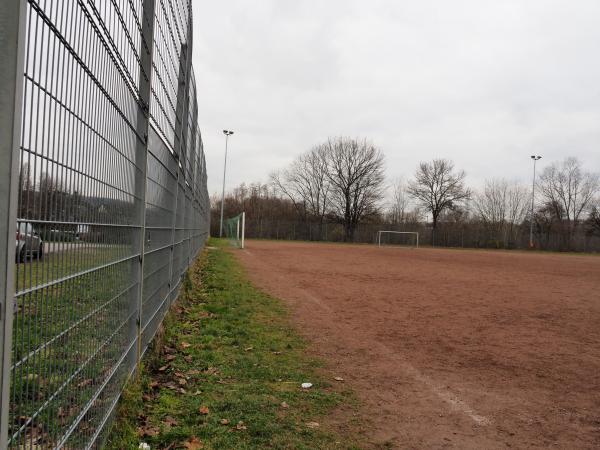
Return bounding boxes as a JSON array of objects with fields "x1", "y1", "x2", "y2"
[{"x1": 106, "y1": 239, "x2": 361, "y2": 449}]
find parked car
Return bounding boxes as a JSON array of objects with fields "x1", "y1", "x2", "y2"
[{"x1": 15, "y1": 222, "x2": 43, "y2": 262}]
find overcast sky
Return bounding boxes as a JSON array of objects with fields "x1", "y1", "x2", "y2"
[{"x1": 191, "y1": 1, "x2": 600, "y2": 197}]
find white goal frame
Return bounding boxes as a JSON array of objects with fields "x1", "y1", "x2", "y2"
[
  {"x1": 225, "y1": 211, "x2": 245, "y2": 249},
  {"x1": 377, "y1": 231, "x2": 419, "y2": 248}
]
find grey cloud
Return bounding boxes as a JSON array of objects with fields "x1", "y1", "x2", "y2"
[{"x1": 192, "y1": 1, "x2": 600, "y2": 196}]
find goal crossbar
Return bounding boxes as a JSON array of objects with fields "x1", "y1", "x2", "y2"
[{"x1": 377, "y1": 231, "x2": 419, "y2": 248}]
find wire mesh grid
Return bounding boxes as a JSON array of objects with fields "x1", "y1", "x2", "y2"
[{"x1": 3, "y1": 0, "x2": 209, "y2": 448}]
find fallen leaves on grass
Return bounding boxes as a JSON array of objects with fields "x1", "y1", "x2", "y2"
[
  {"x1": 109, "y1": 248, "x2": 354, "y2": 449},
  {"x1": 196, "y1": 310, "x2": 215, "y2": 319},
  {"x1": 162, "y1": 416, "x2": 178, "y2": 431},
  {"x1": 163, "y1": 416, "x2": 178, "y2": 426},
  {"x1": 183, "y1": 436, "x2": 203, "y2": 449},
  {"x1": 77, "y1": 378, "x2": 93, "y2": 388},
  {"x1": 137, "y1": 425, "x2": 159, "y2": 437},
  {"x1": 163, "y1": 382, "x2": 178, "y2": 390}
]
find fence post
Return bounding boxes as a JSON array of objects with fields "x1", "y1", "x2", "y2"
[
  {"x1": 134, "y1": 0, "x2": 156, "y2": 371},
  {"x1": 0, "y1": 2, "x2": 26, "y2": 446},
  {"x1": 181, "y1": 37, "x2": 193, "y2": 270},
  {"x1": 168, "y1": 32, "x2": 194, "y2": 298}
]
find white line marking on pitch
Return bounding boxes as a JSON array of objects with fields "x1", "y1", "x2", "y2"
[
  {"x1": 434, "y1": 390, "x2": 491, "y2": 426},
  {"x1": 300, "y1": 290, "x2": 492, "y2": 426},
  {"x1": 399, "y1": 361, "x2": 492, "y2": 426},
  {"x1": 240, "y1": 250, "x2": 491, "y2": 426}
]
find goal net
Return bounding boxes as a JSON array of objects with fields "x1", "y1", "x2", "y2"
[
  {"x1": 377, "y1": 231, "x2": 419, "y2": 248},
  {"x1": 224, "y1": 212, "x2": 245, "y2": 249}
]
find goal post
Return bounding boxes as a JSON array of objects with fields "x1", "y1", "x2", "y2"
[
  {"x1": 224, "y1": 212, "x2": 245, "y2": 249},
  {"x1": 377, "y1": 231, "x2": 419, "y2": 248}
]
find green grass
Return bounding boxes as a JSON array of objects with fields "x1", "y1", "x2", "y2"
[
  {"x1": 15, "y1": 245, "x2": 128, "y2": 291},
  {"x1": 10, "y1": 245, "x2": 135, "y2": 448},
  {"x1": 106, "y1": 238, "x2": 362, "y2": 450}
]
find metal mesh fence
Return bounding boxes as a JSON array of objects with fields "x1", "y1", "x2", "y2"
[
  {"x1": 217, "y1": 216, "x2": 600, "y2": 252},
  {"x1": 0, "y1": 0, "x2": 209, "y2": 448}
]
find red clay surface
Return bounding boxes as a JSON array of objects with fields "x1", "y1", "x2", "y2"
[{"x1": 235, "y1": 240, "x2": 600, "y2": 449}]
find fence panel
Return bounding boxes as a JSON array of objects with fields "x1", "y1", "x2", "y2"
[{"x1": 0, "y1": 0, "x2": 209, "y2": 448}]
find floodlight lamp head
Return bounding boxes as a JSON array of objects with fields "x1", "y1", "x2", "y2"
[{"x1": 223, "y1": 130, "x2": 234, "y2": 136}]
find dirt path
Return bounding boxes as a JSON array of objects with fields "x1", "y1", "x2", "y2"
[{"x1": 235, "y1": 241, "x2": 600, "y2": 449}]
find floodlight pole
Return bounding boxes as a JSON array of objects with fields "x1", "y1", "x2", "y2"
[
  {"x1": 219, "y1": 130, "x2": 234, "y2": 237},
  {"x1": 529, "y1": 155, "x2": 542, "y2": 248}
]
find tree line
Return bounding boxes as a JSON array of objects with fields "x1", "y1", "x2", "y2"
[{"x1": 212, "y1": 137, "x2": 600, "y2": 252}]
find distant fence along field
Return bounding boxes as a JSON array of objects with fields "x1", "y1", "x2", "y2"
[{"x1": 216, "y1": 218, "x2": 600, "y2": 253}]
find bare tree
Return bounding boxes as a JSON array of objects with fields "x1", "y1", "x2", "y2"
[
  {"x1": 474, "y1": 179, "x2": 529, "y2": 246},
  {"x1": 323, "y1": 137, "x2": 385, "y2": 241},
  {"x1": 18, "y1": 162, "x2": 33, "y2": 218},
  {"x1": 388, "y1": 178, "x2": 410, "y2": 224},
  {"x1": 271, "y1": 144, "x2": 330, "y2": 230},
  {"x1": 587, "y1": 198, "x2": 600, "y2": 235},
  {"x1": 535, "y1": 200, "x2": 565, "y2": 248},
  {"x1": 537, "y1": 157, "x2": 600, "y2": 245},
  {"x1": 407, "y1": 158, "x2": 471, "y2": 245},
  {"x1": 39, "y1": 171, "x2": 67, "y2": 220},
  {"x1": 474, "y1": 179, "x2": 506, "y2": 236},
  {"x1": 505, "y1": 182, "x2": 530, "y2": 244}
]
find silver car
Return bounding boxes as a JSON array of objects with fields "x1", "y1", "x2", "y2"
[{"x1": 16, "y1": 222, "x2": 43, "y2": 262}]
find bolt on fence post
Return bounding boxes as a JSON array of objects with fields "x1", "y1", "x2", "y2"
[
  {"x1": 0, "y1": 1, "x2": 26, "y2": 446},
  {"x1": 133, "y1": 0, "x2": 156, "y2": 374}
]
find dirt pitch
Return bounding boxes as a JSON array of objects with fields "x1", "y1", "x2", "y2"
[{"x1": 236, "y1": 240, "x2": 600, "y2": 449}]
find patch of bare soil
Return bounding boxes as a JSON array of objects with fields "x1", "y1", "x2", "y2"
[{"x1": 236, "y1": 241, "x2": 600, "y2": 449}]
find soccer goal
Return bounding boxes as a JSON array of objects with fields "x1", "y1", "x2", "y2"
[
  {"x1": 377, "y1": 231, "x2": 419, "y2": 248},
  {"x1": 224, "y1": 212, "x2": 245, "y2": 249}
]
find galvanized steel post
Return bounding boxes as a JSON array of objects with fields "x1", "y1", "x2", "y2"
[
  {"x1": 0, "y1": 1, "x2": 26, "y2": 446},
  {"x1": 134, "y1": 0, "x2": 156, "y2": 372}
]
